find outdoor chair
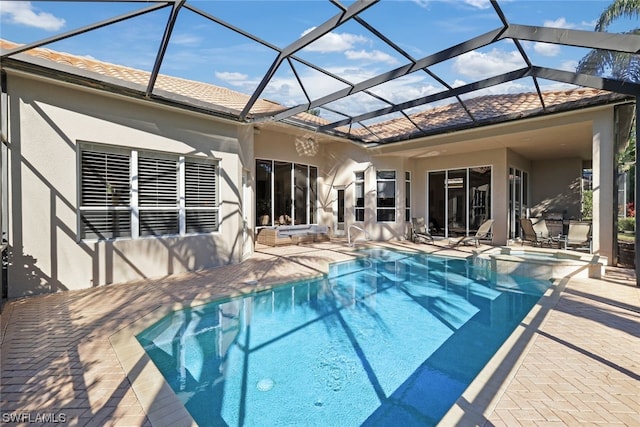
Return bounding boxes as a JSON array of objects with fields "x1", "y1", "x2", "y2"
[
  {"x1": 451, "y1": 219, "x2": 494, "y2": 247},
  {"x1": 411, "y1": 217, "x2": 434, "y2": 243},
  {"x1": 564, "y1": 221, "x2": 592, "y2": 252},
  {"x1": 531, "y1": 218, "x2": 550, "y2": 238},
  {"x1": 520, "y1": 218, "x2": 557, "y2": 247}
]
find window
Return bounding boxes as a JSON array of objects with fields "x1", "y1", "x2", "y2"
[
  {"x1": 185, "y1": 159, "x2": 218, "y2": 234},
  {"x1": 138, "y1": 155, "x2": 178, "y2": 236},
  {"x1": 354, "y1": 171, "x2": 365, "y2": 221},
  {"x1": 254, "y1": 160, "x2": 318, "y2": 226},
  {"x1": 79, "y1": 144, "x2": 219, "y2": 240},
  {"x1": 376, "y1": 170, "x2": 396, "y2": 222},
  {"x1": 80, "y1": 148, "x2": 131, "y2": 240},
  {"x1": 405, "y1": 171, "x2": 411, "y2": 222}
]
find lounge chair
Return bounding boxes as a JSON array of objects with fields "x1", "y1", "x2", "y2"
[
  {"x1": 531, "y1": 218, "x2": 550, "y2": 238},
  {"x1": 451, "y1": 219, "x2": 494, "y2": 247},
  {"x1": 411, "y1": 217, "x2": 434, "y2": 243},
  {"x1": 564, "y1": 221, "x2": 592, "y2": 252},
  {"x1": 520, "y1": 218, "x2": 557, "y2": 247}
]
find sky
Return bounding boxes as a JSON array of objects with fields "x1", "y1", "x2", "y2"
[{"x1": 0, "y1": 0, "x2": 637, "y2": 122}]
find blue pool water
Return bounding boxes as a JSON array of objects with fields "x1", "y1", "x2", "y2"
[{"x1": 137, "y1": 249, "x2": 551, "y2": 426}]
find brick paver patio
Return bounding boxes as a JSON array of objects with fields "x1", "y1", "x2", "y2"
[{"x1": 1, "y1": 241, "x2": 638, "y2": 426}]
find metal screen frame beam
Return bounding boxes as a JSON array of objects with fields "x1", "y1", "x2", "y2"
[
  {"x1": 0, "y1": 2, "x2": 172, "y2": 59},
  {"x1": 146, "y1": 0, "x2": 186, "y2": 97},
  {"x1": 239, "y1": 0, "x2": 379, "y2": 120},
  {"x1": 502, "y1": 24, "x2": 640, "y2": 54},
  {"x1": 320, "y1": 68, "x2": 531, "y2": 131},
  {"x1": 254, "y1": 27, "x2": 505, "y2": 123},
  {"x1": 532, "y1": 67, "x2": 640, "y2": 96}
]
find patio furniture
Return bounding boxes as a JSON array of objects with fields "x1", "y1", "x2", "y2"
[
  {"x1": 564, "y1": 221, "x2": 592, "y2": 252},
  {"x1": 451, "y1": 219, "x2": 494, "y2": 247},
  {"x1": 411, "y1": 217, "x2": 434, "y2": 243},
  {"x1": 257, "y1": 224, "x2": 329, "y2": 246},
  {"x1": 531, "y1": 217, "x2": 551, "y2": 238},
  {"x1": 520, "y1": 218, "x2": 556, "y2": 247}
]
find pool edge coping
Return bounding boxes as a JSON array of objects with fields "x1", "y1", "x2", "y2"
[{"x1": 438, "y1": 275, "x2": 568, "y2": 426}]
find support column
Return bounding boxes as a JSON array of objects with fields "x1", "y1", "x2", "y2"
[
  {"x1": 635, "y1": 99, "x2": 639, "y2": 287},
  {"x1": 592, "y1": 112, "x2": 615, "y2": 261}
]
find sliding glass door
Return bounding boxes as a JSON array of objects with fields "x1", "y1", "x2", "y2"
[
  {"x1": 428, "y1": 166, "x2": 491, "y2": 237},
  {"x1": 508, "y1": 167, "x2": 529, "y2": 239}
]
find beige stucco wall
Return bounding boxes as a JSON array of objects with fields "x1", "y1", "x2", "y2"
[
  {"x1": 530, "y1": 157, "x2": 583, "y2": 218},
  {"x1": 320, "y1": 140, "x2": 410, "y2": 241},
  {"x1": 7, "y1": 73, "x2": 250, "y2": 297}
]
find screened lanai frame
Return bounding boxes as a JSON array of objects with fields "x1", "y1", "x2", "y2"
[
  {"x1": 1, "y1": 0, "x2": 639, "y2": 144},
  {"x1": 1, "y1": 0, "x2": 639, "y2": 283}
]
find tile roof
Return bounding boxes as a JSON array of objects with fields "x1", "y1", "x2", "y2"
[
  {"x1": 0, "y1": 39, "x2": 630, "y2": 145},
  {"x1": 0, "y1": 39, "x2": 287, "y2": 117},
  {"x1": 350, "y1": 88, "x2": 628, "y2": 143}
]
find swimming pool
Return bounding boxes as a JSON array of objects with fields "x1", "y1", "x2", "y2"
[{"x1": 136, "y1": 249, "x2": 551, "y2": 426}]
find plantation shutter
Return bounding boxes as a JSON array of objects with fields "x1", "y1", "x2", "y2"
[
  {"x1": 185, "y1": 159, "x2": 218, "y2": 233},
  {"x1": 80, "y1": 149, "x2": 131, "y2": 239},
  {"x1": 138, "y1": 156, "x2": 178, "y2": 236}
]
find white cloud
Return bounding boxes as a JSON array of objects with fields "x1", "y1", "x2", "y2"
[
  {"x1": 412, "y1": 0, "x2": 491, "y2": 9},
  {"x1": 301, "y1": 27, "x2": 369, "y2": 53},
  {"x1": 453, "y1": 49, "x2": 526, "y2": 79},
  {"x1": 459, "y1": 81, "x2": 535, "y2": 99},
  {"x1": 0, "y1": 2, "x2": 65, "y2": 31},
  {"x1": 344, "y1": 49, "x2": 398, "y2": 65},
  {"x1": 364, "y1": 73, "x2": 443, "y2": 106},
  {"x1": 452, "y1": 79, "x2": 467, "y2": 88},
  {"x1": 533, "y1": 42, "x2": 561, "y2": 57},
  {"x1": 411, "y1": 0, "x2": 430, "y2": 8},
  {"x1": 543, "y1": 17, "x2": 577, "y2": 30},
  {"x1": 538, "y1": 80, "x2": 579, "y2": 92},
  {"x1": 462, "y1": 0, "x2": 492, "y2": 9},
  {"x1": 258, "y1": 67, "x2": 445, "y2": 116},
  {"x1": 170, "y1": 34, "x2": 202, "y2": 46},
  {"x1": 559, "y1": 60, "x2": 579, "y2": 72},
  {"x1": 215, "y1": 71, "x2": 249, "y2": 85}
]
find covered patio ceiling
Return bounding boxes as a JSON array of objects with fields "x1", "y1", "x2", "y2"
[{"x1": 1, "y1": 0, "x2": 639, "y2": 146}]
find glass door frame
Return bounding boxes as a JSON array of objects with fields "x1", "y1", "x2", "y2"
[
  {"x1": 509, "y1": 167, "x2": 529, "y2": 240},
  {"x1": 427, "y1": 165, "x2": 492, "y2": 238}
]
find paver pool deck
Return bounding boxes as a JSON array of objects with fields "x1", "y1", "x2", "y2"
[{"x1": 1, "y1": 240, "x2": 639, "y2": 426}]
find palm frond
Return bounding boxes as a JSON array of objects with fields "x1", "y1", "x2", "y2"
[
  {"x1": 595, "y1": 0, "x2": 640, "y2": 31},
  {"x1": 577, "y1": 28, "x2": 640, "y2": 82}
]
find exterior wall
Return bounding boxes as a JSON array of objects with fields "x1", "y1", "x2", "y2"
[
  {"x1": 320, "y1": 141, "x2": 409, "y2": 241},
  {"x1": 318, "y1": 140, "x2": 372, "y2": 236},
  {"x1": 530, "y1": 157, "x2": 583, "y2": 218},
  {"x1": 6, "y1": 73, "x2": 249, "y2": 297}
]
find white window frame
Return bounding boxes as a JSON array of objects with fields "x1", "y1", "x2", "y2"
[
  {"x1": 78, "y1": 143, "x2": 220, "y2": 241},
  {"x1": 78, "y1": 143, "x2": 132, "y2": 240},
  {"x1": 354, "y1": 171, "x2": 365, "y2": 222},
  {"x1": 376, "y1": 169, "x2": 396, "y2": 223},
  {"x1": 405, "y1": 171, "x2": 411, "y2": 222}
]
